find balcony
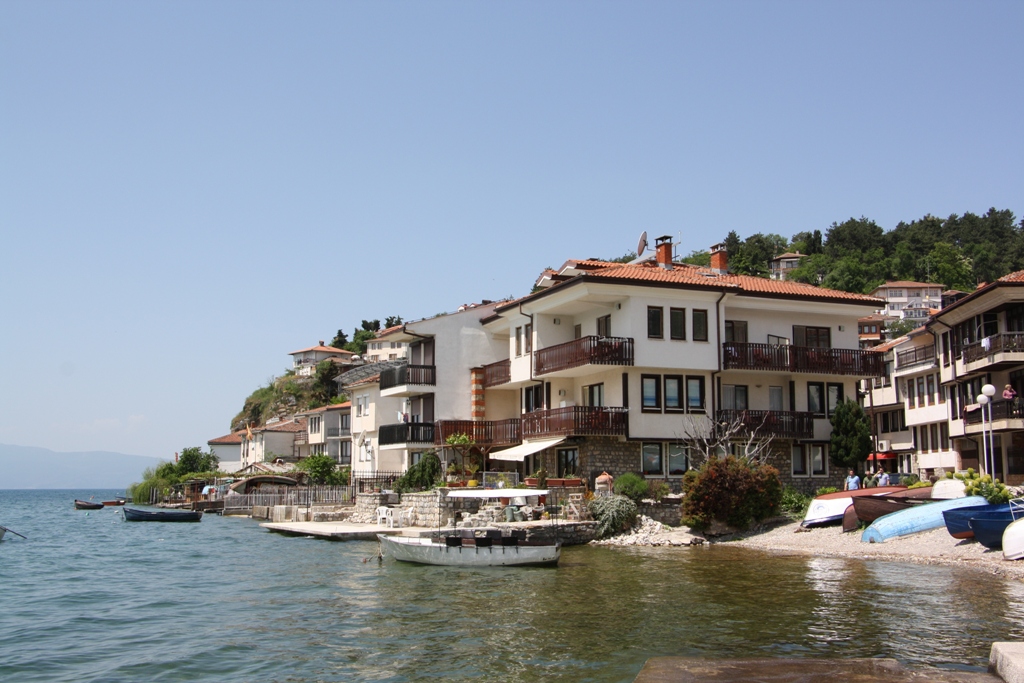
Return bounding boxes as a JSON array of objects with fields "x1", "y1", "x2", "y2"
[
  {"x1": 326, "y1": 427, "x2": 351, "y2": 438},
  {"x1": 482, "y1": 358, "x2": 511, "y2": 388},
  {"x1": 534, "y1": 336, "x2": 634, "y2": 377},
  {"x1": 722, "y1": 342, "x2": 883, "y2": 377},
  {"x1": 379, "y1": 363, "x2": 437, "y2": 397},
  {"x1": 895, "y1": 345, "x2": 936, "y2": 370},
  {"x1": 378, "y1": 422, "x2": 436, "y2": 448},
  {"x1": 716, "y1": 409, "x2": 815, "y2": 440},
  {"x1": 434, "y1": 419, "x2": 521, "y2": 447},
  {"x1": 522, "y1": 406, "x2": 628, "y2": 438},
  {"x1": 962, "y1": 333, "x2": 1024, "y2": 369}
]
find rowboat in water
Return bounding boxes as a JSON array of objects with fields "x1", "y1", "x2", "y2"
[
  {"x1": 102, "y1": 499, "x2": 126, "y2": 507},
  {"x1": 0, "y1": 525, "x2": 26, "y2": 541},
  {"x1": 801, "y1": 486, "x2": 906, "y2": 527},
  {"x1": 74, "y1": 499, "x2": 104, "y2": 510},
  {"x1": 123, "y1": 507, "x2": 203, "y2": 522},
  {"x1": 378, "y1": 534, "x2": 560, "y2": 567},
  {"x1": 942, "y1": 503, "x2": 1010, "y2": 539},
  {"x1": 861, "y1": 496, "x2": 987, "y2": 543}
]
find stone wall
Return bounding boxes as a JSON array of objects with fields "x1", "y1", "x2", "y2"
[
  {"x1": 397, "y1": 490, "x2": 483, "y2": 528},
  {"x1": 637, "y1": 499, "x2": 683, "y2": 526},
  {"x1": 763, "y1": 440, "x2": 845, "y2": 495}
]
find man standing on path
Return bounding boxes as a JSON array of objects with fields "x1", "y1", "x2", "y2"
[
  {"x1": 845, "y1": 468, "x2": 861, "y2": 491},
  {"x1": 878, "y1": 470, "x2": 890, "y2": 486}
]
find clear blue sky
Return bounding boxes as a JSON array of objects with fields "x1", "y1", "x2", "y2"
[{"x1": 2, "y1": 2, "x2": 1021, "y2": 460}]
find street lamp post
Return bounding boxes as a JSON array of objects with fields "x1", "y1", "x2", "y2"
[{"x1": 977, "y1": 384, "x2": 998, "y2": 478}]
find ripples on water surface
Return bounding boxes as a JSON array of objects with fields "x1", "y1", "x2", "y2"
[{"x1": 2, "y1": 490, "x2": 1024, "y2": 682}]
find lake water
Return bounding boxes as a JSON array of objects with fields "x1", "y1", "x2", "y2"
[{"x1": 2, "y1": 489, "x2": 1023, "y2": 682}]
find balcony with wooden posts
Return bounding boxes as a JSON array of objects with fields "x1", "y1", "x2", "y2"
[
  {"x1": 379, "y1": 363, "x2": 437, "y2": 397},
  {"x1": 378, "y1": 422, "x2": 436, "y2": 448},
  {"x1": 521, "y1": 406, "x2": 628, "y2": 438},
  {"x1": 716, "y1": 409, "x2": 815, "y2": 439},
  {"x1": 893, "y1": 345, "x2": 936, "y2": 376},
  {"x1": 722, "y1": 342, "x2": 883, "y2": 377},
  {"x1": 534, "y1": 336, "x2": 634, "y2": 377},
  {"x1": 962, "y1": 333, "x2": 1024, "y2": 371},
  {"x1": 434, "y1": 419, "x2": 521, "y2": 448},
  {"x1": 482, "y1": 358, "x2": 511, "y2": 388}
]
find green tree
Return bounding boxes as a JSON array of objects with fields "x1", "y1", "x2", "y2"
[
  {"x1": 829, "y1": 400, "x2": 871, "y2": 469},
  {"x1": 177, "y1": 446, "x2": 219, "y2": 476},
  {"x1": 311, "y1": 360, "x2": 343, "y2": 406},
  {"x1": 329, "y1": 329, "x2": 349, "y2": 349},
  {"x1": 925, "y1": 242, "x2": 975, "y2": 291},
  {"x1": 824, "y1": 217, "x2": 885, "y2": 260},
  {"x1": 680, "y1": 249, "x2": 711, "y2": 266},
  {"x1": 384, "y1": 315, "x2": 404, "y2": 329},
  {"x1": 822, "y1": 256, "x2": 876, "y2": 293},
  {"x1": 297, "y1": 454, "x2": 340, "y2": 484},
  {"x1": 786, "y1": 253, "x2": 832, "y2": 285},
  {"x1": 886, "y1": 318, "x2": 917, "y2": 339},
  {"x1": 606, "y1": 251, "x2": 637, "y2": 263}
]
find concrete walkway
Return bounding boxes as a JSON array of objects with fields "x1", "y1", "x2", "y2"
[
  {"x1": 632, "y1": 657, "x2": 999, "y2": 682},
  {"x1": 260, "y1": 521, "x2": 407, "y2": 540}
]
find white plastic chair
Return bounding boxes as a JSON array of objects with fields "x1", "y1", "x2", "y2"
[{"x1": 376, "y1": 506, "x2": 390, "y2": 526}]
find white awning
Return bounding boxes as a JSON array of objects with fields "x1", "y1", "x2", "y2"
[
  {"x1": 446, "y1": 488, "x2": 549, "y2": 498},
  {"x1": 489, "y1": 437, "x2": 566, "y2": 462}
]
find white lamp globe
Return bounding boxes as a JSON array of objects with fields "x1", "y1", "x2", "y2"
[
  {"x1": 978, "y1": 394, "x2": 990, "y2": 406},
  {"x1": 983, "y1": 384, "x2": 997, "y2": 398}
]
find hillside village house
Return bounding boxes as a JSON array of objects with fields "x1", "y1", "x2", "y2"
[
  {"x1": 207, "y1": 431, "x2": 244, "y2": 473},
  {"x1": 870, "y1": 281, "x2": 945, "y2": 321},
  {"x1": 289, "y1": 342, "x2": 361, "y2": 377},
  {"x1": 339, "y1": 361, "x2": 406, "y2": 476},
  {"x1": 768, "y1": 252, "x2": 805, "y2": 281},
  {"x1": 239, "y1": 416, "x2": 308, "y2": 470},
  {"x1": 926, "y1": 271, "x2": 1024, "y2": 485},
  {"x1": 300, "y1": 402, "x2": 353, "y2": 465},
  {"x1": 476, "y1": 237, "x2": 884, "y2": 493},
  {"x1": 365, "y1": 329, "x2": 407, "y2": 362}
]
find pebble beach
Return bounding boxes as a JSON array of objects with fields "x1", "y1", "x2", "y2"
[{"x1": 595, "y1": 515, "x2": 1024, "y2": 581}]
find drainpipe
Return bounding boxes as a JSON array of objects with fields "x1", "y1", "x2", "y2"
[
  {"x1": 520, "y1": 302, "x2": 538, "y2": 477},
  {"x1": 711, "y1": 291, "x2": 728, "y2": 424}
]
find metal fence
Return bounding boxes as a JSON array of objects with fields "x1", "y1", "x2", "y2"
[
  {"x1": 222, "y1": 486, "x2": 355, "y2": 513},
  {"x1": 352, "y1": 471, "x2": 405, "y2": 492}
]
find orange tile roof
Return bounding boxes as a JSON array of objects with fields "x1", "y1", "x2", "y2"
[
  {"x1": 258, "y1": 418, "x2": 308, "y2": 433},
  {"x1": 328, "y1": 401, "x2": 352, "y2": 409},
  {"x1": 771, "y1": 252, "x2": 804, "y2": 260},
  {"x1": 872, "y1": 280, "x2": 943, "y2": 289},
  {"x1": 873, "y1": 336, "x2": 908, "y2": 353},
  {"x1": 581, "y1": 261, "x2": 882, "y2": 304},
  {"x1": 289, "y1": 344, "x2": 355, "y2": 356},
  {"x1": 208, "y1": 431, "x2": 244, "y2": 445},
  {"x1": 999, "y1": 270, "x2": 1024, "y2": 283},
  {"x1": 347, "y1": 373, "x2": 381, "y2": 388},
  {"x1": 376, "y1": 325, "x2": 403, "y2": 338}
]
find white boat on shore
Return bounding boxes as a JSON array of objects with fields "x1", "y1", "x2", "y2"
[{"x1": 378, "y1": 533, "x2": 561, "y2": 567}]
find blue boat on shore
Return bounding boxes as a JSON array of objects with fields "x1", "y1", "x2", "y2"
[
  {"x1": 942, "y1": 503, "x2": 1011, "y2": 539},
  {"x1": 861, "y1": 496, "x2": 987, "y2": 543},
  {"x1": 970, "y1": 514, "x2": 1018, "y2": 550}
]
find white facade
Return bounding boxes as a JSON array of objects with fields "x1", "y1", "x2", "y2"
[{"x1": 871, "y1": 282, "x2": 944, "y2": 320}]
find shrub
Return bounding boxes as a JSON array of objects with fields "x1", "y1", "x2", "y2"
[
  {"x1": 647, "y1": 479, "x2": 670, "y2": 501},
  {"x1": 681, "y1": 456, "x2": 782, "y2": 531},
  {"x1": 393, "y1": 452, "x2": 442, "y2": 493},
  {"x1": 908, "y1": 480, "x2": 932, "y2": 489},
  {"x1": 948, "y1": 468, "x2": 1010, "y2": 504},
  {"x1": 588, "y1": 495, "x2": 638, "y2": 538},
  {"x1": 815, "y1": 486, "x2": 839, "y2": 497},
  {"x1": 898, "y1": 473, "x2": 921, "y2": 486},
  {"x1": 779, "y1": 486, "x2": 811, "y2": 517},
  {"x1": 613, "y1": 472, "x2": 649, "y2": 503}
]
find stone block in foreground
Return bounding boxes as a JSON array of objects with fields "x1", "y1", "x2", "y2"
[
  {"x1": 991, "y1": 643, "x2": 1024, "y2": 683},
  {"x1": 633, "y1": 657, "x2": 999, "y2": 682}
]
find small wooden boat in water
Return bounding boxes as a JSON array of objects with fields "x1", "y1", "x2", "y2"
[
  {"x1": 0, "y1": 525, "x2": 27, "y2": 541},
  {"x1": 102, "y1": 499, "x2": 126, "y2": 507},
  {"x1": 74, "y1": 499, "x2": 104, "y2": 510},
  {"x1": 123, "y1": 507, "x2": 202, "y2": 522},
  {"x1": 862, "y1": 496, "x2": 987, "y2": 543},
  {"x1": 801, "y1": 486, "x2": 906, "y2": 527},
  {"x1": 378, "y1": 534, "x2": 560, "y2": 567}
]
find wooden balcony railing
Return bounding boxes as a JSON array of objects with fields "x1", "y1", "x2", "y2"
[
  {"x1": 434, "y1": 419, "x2": 521, "y2": 447},
  {"x1": 716, "y1": 409, "x2": 815, "y2": 439},
  {"x1": 896, "y1": 345, "x2": 936, "y2": 368},
  {"x1": 378, "y1": 422, "x2": 436, "y2": 446},
  {"x1": 964, "y1": 399, "x2": 1024, "y2": 425},
  {"x1": 522, "y1": 406, "x2": 628, "y2": 438},
  {"x1": 482, "y1": 358, "x2": 511, "y2": 388},
  {"x1": 379, "y1": 364, "x2": 437, "y2": 391},
  {"x1": 722, "y1": 342, "x2": 883, "y2": 377},
  {"x1": 963, "y1": 333, "x2": 1024, "y2": 364},
  {"x1": 534, "y1": 336, "x2": 634, "y2": 376}
]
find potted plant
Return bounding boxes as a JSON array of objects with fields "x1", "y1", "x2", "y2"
[
  {"x1": 465, "y1": 462, "x2": 480, "y2": 488},
  {"x1": 525, "y1": 468, "x2": 547, "y2": 488},
  {"x1": 562, "y1": 468, "x2": 583, "y2": 487}
]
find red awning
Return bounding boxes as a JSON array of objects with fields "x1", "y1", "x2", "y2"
[{"x1": 868, "y1": 452, "x2": 897, "y2": 460}]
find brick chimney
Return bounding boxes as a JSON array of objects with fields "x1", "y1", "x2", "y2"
[
  {"x1": 655, "y1": 235, "x2": 674, "y2": 269},
  {"x1": 710, "y1": 243, "x2": 728, "y2": 274}
]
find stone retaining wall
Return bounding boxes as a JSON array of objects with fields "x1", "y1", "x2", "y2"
[{"x1": 637, "y1": 499, "x2": 683, "y2": 526}]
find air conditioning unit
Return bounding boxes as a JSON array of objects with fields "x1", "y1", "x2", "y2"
[{"x1": 877, "y1": 439, "x2": 891, "y2": 451}]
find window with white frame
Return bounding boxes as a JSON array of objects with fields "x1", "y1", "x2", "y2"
[{"x1": 667, "y1": 444, "x2": 688, "y2": 475}]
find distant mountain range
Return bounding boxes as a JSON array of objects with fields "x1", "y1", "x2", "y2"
[{"x1": 0, "y1": 443, "x2": 162, "y2": 489}]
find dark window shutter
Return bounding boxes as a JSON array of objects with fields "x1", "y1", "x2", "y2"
[{"x1": 793, "y1": 325, "x2": 806, "y2": 347}]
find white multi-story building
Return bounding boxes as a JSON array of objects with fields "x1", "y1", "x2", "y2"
[
  {"x1": 239, "y1": 416, "x2": 308, "y2": 469},
  {"x1": 207, "y1": 431, "x2": 244, "y2": 473},
  {"x1": 288, "y1": 342, "x2": 361, "y2": 376},
  {"x1": 870, "y1": 281, "x2": 945, "y2": 320}
]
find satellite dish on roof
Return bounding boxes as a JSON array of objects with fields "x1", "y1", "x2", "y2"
[{"x1": 637, "y1": 231, "x2": 648, "y2": 256}]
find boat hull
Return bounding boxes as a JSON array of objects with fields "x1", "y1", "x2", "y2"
[
  {"x1": 851, "y1": 496, "x2": 917, "y2": 524},
  {"x1": 969, "y1": 515, "x2": 1014, "y2": 550},
  {"x1": 861, "y1": 496, "x2": 988, "y2": 543},
  {"x1": 0, "y1": 527, "x2": 5, "y2": 542},
  {"x1": 378, "y1": 534, "x2": 560, "y2": 567},
  {"x1": 102, "y1": 500, "x2": 126, "y2": 507},
  {"x1": 74, "y1": 500, "x2": 104, "y2": 510},
  {"x1": 942, "y1": 504, "x2": 1010, "y2": 539},
  {"x1": 123, "y1": 507, "x2": 203, "y2": 522},
  {"x1": 1003, "y1": 518, "x2": 1024, "y2": 560},
  {"x1": 931, "y1": 479, "x2": 967, "y2": 499},
  {"x1": 801, "y1": 487, "x2": 906, "y2": 527}
]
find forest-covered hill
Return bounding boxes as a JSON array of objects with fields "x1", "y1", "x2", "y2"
[{"x1": 680, "y1": 208, "x2": 1022, "y2": 294}]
